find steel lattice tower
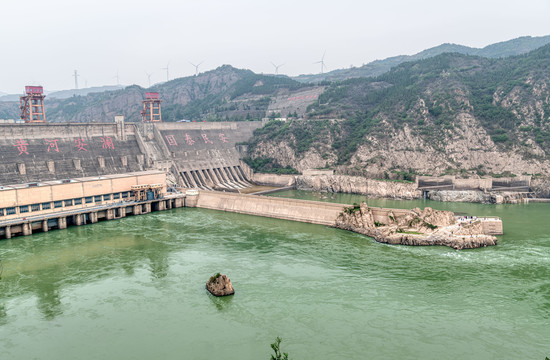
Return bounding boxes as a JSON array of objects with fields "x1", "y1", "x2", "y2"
[
  {"x1": 140, "y1": 92, "x2": 162, "y2": 122},
  {"x1": 20, "y1": 86, "x2": 46, "y2": 123}
]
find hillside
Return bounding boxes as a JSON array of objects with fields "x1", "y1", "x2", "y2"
[
  {"x1": 245, "y1": 44, "x2": 550, "y2": 184},
  {"x1": 293, "y1": 35, "x2": 550, "y2": 83},
  {"x1": 0, "y1": 66, "x2": 318, "y2": 122},
  {"x1": 2, "y1": 36, "x2": 548, "y2": 123}
]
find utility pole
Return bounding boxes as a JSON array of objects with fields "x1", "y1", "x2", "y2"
[
  {"x1": 145, "y1": 72, "x2": 152, "y2": 87},
  {"x1": 73, "y1": 70, "x2": 80, "y2": 89}
]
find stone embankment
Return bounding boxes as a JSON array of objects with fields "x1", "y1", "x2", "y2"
[
  {"x1": 295, "y1": 174, "x2": 532, "y2": 204},
  {"x1": 335, "y1": 203, "x2": 498, "y2": 250},
  {"x1": 426, "y1": 190, "x2": 529, "y2": 204},
  {"x1": 296, "y1": 175, "x2": 421, "y2": 200}
]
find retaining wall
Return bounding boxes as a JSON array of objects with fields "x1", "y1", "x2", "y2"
[{"x1": 195, "y1": 190, "x2": 346, "y2": 226}]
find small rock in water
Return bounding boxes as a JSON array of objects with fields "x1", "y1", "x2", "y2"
[{"x1": 206, "y1": 273, "x2": 235, "y2": 297}]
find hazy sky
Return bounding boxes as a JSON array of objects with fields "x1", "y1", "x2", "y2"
[{"x1": 1, "y1": 0, "x2": 548, "y2": 93}]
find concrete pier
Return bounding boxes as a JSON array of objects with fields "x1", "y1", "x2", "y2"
[{"x1": 1, "y1": 195, "x2": 185, "y2": 240}]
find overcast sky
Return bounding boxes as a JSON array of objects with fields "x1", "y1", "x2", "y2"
[{"x1": 1, "y1": 0, "x2": 548, "y2": 93}]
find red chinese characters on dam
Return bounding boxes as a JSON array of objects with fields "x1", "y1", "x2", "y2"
[
  {"x1": 165, "y1": 135, "x2": 178, "y2": 146},
  {"x1": 101, "y1": 137, "x2": 115, "y2": 150},
  {"x1": 185, "y1": 134, "x2": 194, "y2": 145},
  {"x1": 164, "y1": 133, "x2": 229, "y2": 147},
  {"x1": 74, "y1": 138, "x2": 88, "y2": 151},
  {"x1": 46, "y1": 139, "x2": 59, "y2": 152},
  {"x1": 13, "y1": 139, "x2": 29, "y2": 155},
  {"x1": 13, "y1": 138, "x2": 117, "y2": 155}
]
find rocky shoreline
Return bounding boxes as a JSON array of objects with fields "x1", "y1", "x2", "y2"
[
  {"x1": 294, "y1": 174, "x2": 540, "y2": 204},
  {"x1": 334, "y1": 203, "x2": 498, "y2": 250},
  {"x1": 296, "y1": 175, "x2": 421, "y2": 200}
]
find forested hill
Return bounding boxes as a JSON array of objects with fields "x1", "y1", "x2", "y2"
[
  {"x1": 245, "y1": 44, "x2": 550, "y2": 181},
  {"x1": 293, "y1": 35, "x2": 550, "y2": 83},
  {"x1": 0, "y1": 65, "x2": 313, "y2": 123}
]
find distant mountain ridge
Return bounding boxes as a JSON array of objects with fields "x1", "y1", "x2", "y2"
[
  {"x1": 1, "y1": 35, "x2": 549, "y2": 123},
  {"x1": 292, "y1": 35, "x2": 550, "y2": 83},
  {"x1": 0, "y1": 85, "x2": 124, "y2": 102}
]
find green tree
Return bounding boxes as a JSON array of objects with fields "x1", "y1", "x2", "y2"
[{"x1": 270, "y1": 337, "x2": 289, "y2": 360}]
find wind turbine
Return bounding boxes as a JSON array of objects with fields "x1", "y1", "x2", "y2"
[
  {"x1": 270, "y1": 62, "x2": 285, "y2": 75},
  {"x1": 189, "y1": 61, "x2": 204, "y2": 76},
  {"x1": 145, "y1": 72, "x2": 152, "y2": 87},
  {"x1": 162, "y1": 62, "x2": 170, "y2": 82},
  {"x1": 314, "y1": 52, "x2": 328, "y2": 74}
]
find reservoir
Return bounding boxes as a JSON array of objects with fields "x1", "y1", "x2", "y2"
[{"x1": 0, "y1": 190, "x2": 549, "y2": 359}]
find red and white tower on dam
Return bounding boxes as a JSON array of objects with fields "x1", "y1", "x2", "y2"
[
  {"x1": 141, "y1": 92, "x2": 162, "y2": 122},
  {"x1": 20, "y1": 86, "x2": 47, "y2": 123}
]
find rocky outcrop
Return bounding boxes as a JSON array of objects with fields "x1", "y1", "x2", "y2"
[
  {"x1": 206, "y1": 273, "x2": 235, "y2": 297},
  {"x1": 296, "y1": 175, "x2": 422, "y2": 199},
  {"x1": 335, "y1": 202, "x2": 498, "y2": 250}
]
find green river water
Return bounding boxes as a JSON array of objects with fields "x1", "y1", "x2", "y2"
[{"x1": 0, "y1": 190, "x2": 549, "y2": 359}]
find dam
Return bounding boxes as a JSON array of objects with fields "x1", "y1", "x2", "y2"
[
  {"x1": 0, "y1": 119, "x2": 259, "y2": 239},
  {"x1": 0, "y1": 118, "x2": 501, "y2": 247}
]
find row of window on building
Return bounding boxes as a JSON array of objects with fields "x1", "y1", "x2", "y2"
[{"x1": 0, "y1": 191, "x2": 133, "y2": 217}]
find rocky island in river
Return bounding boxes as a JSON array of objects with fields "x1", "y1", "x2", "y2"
[{"x1": 335, "y1": 203, "x2": 500, "y2": 250}]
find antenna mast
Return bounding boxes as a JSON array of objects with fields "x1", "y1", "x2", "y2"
[{"x1": 73, "y1": 70, "x2": 80, "y2": 89}]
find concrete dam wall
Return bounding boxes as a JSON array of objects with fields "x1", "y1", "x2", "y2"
[
  {"x1": 194, "y1": 190, "x2": 347, "y2": 226},
  {"x1": 0, "y1": 121, "x2": 262, "y2": 190},
  {"x1": 152, "y1": 122, "x2": 261, "y2": 189},
  {"x1": 0, "y1": 123, "x2": 146, "y2": 185}
]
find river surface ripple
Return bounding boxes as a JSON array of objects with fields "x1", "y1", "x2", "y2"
[{"x1": 0, "y1": 190, "x2": 549, "y2": 359}]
